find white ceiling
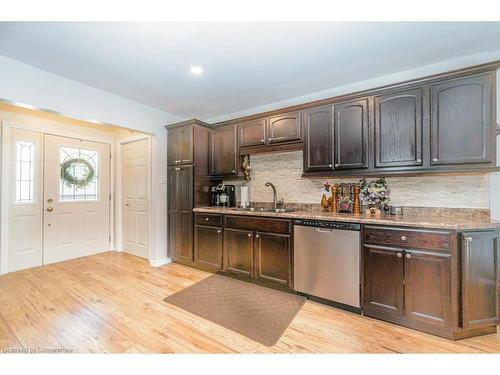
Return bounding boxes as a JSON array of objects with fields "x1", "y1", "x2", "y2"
[{"x1": 0, "y1": 22, "x2": 500, "y2": 120}]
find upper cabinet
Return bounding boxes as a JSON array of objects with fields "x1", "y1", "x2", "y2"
[
  {"x1": 239, "y1": 118, "x2": 267, "y2": 147},
  {"x1": 374, "y1": 88, "x2": 423, "y2": 168},
  {"x1": 210, "y1": 124, "x2": 239, "y2": 177},
  {"x1": 333, "y1": 98, "x2": 369, "y2": 170},
  {"x1": 236, "y1": 111, "x2": 303, "y2": 154},
  {"x1": 430, "y1": 73, "x2": 495, "y2": 166},
  {"x1": 268, "y1": 111, "x2": 302, "y2": 144},
  {"x1": 168, "y1": 125, "x2": 193, "y2": 166},
  {"x1": 303, "y1": 106, "x2": 333, "y2": 173}
]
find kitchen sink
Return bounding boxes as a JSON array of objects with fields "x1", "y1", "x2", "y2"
[{"x1": 234, "y1": 207, "x2": 298, "y2": 213}]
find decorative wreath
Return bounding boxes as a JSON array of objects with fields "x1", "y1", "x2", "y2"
[{"x1": 60, "y1": 158, "x2": 95, "y2": 188}]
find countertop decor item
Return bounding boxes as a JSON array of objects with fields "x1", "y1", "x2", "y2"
[
  {"x1": 242, "y1": 155, "x2": 251, "y2": 181},
  {"x1": 359, "y1": 177, "x2": 391, "y2": 212}
]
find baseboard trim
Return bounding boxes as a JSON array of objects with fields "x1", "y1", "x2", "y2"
[{"x1": 149, "y1": 257, "x2": 171, "y2": 267}]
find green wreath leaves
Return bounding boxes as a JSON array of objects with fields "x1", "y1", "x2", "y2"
[{"x1": 60, "y1": 158, "x2": 95, "y2": 188}]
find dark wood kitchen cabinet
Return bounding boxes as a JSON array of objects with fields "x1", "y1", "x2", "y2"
[
  {"x1": 168, "y1": 125, "x2": 193, "y2": 166},
  {"x1": 363, "y1": 245, "x2": 404, "y2": 318},
  {"x1": 374, "y1": 88, "x2": 424, "y2": 168},
  {"x1": 223, "y1": 228, "x2": 254, "y2": 277},
  {"x1": 210, "y1": 123, "x2": 239, "y2": 177},
  {"x1": 268, "y1": 111, "x2": 302, "y2": 144},
  {"x1": 461, "y1": 231, "x2": 499, "y2": 330},
  {"x1": 222, "y1": 215, "x2": 293, "y2": 290},
  {"x1": 333, "y1": 98, "x2": 369, "y2": 170},
  {"x1": 303, "y1": 105, "x2": 333, "y2": 173},
  {"x1": 166, "y1": 120, "x2": 212, "y2": 263},
  {"x1": 238, "y1": 118, "x2": 267, "y2": 148},
  {"x1": 194, "y1": 224, "x2": 223, "y2": 272},
  {"x1": 254, "y1": 232, "x2": 292, "y2": 288},
  {"x1": 430, "y1": 72, "x2": 495, "y2": 167}
]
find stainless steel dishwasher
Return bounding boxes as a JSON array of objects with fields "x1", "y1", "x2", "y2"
[{"x1": 294, "y1": 219, "x2": 361, "y2": 310}]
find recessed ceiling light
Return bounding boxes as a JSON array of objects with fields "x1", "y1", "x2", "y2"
[{"x1": 190, "y1": 65, "x2": 203, "y2": 75}]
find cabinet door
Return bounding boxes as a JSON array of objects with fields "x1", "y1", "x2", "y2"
[
  {"x1": 268, "y1": 111, "x2": 302, "y2": 144},
  {"x1": 178, "y1": 125, "x2": 193, "y2": 165},
  {"x1": 167, "y1": 167, "x2": 178, "y2": 211},
  {"x1": 168, "y1": 213, "x2": 178, "y2": 260},
  {"x1": 462, "y1": 231, "x2": 499, "y2": 330},
  {"x1": 374, "y1": 88, "x2": 423, "y2": 168},
  {"x1": 303, "y1": 106, "x2": 333, "y2": 173},
  {"x1": 210, "y1": 124, "x2": 238, "y2": 176},
  {"x1": 194, "y1": 225, "x2": 223, "y2": 272},
  {"x1": 363, "y1": 245, "x2": 404, "y2": 317},
  {"x1": 223, "y1": 228, "x2": 253, "y2": 276},
  {"x1": 333, "y1": 98, "x2": 369, "y2": 169},
  {"x1": 430, "y1": 73, "x2": 494, "y2": 166},
  {"x1": 177, "y1": 212, "x2": 193, "y2": 264},
  {"x1": 238, "y1": 118, "x2": 267, "y2": 147},
  {"x1": 177, "y1": 166, "x2": 193, "y2": 212},
  {"x1": 254, "y1": 232, "x2": 292, "y2": 287},
  {"x1": 167, "y1": 128, "x2": 179, "y2": 165},
  {"x1": 404, "y1": 250, "x2": 452, "y2": 329}
]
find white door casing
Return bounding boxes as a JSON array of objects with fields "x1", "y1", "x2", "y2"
[
  {"x1": 6, "y1": 128, "x2": 43, "y2": 272},
  {"x1": 43, "y1": 134, "x2": 111, "y2": 265},
  {"x1": 121, "y1": 138, "x2": 150, "y2": 259}
]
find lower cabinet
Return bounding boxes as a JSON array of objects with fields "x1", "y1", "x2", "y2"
[
  {"x1": 194, "y1": 225, "x2": 223, "y2": 272},
  {"x1": 364, "y1": 241, "x2": 454, "y2": 337},
  {"x1": 222, "y1": 215, "x2": 293, "y2": 290}
]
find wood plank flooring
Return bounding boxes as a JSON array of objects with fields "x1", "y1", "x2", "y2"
[{"x1": 0, "y1": 252, "x2": 498, "y2": 353}]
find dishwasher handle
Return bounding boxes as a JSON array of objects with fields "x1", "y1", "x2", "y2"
[{"x1": 315, "y1": 227, "x2": 334, "y2": 233}]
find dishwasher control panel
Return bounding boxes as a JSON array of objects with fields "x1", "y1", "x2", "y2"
[{"x1": 294, "y1": 219, "x2": 360, "y2": 231}]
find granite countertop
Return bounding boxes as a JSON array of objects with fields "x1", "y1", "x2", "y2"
[{"x1": 193, "y1": 206, "x2": 500, "y2": 230}]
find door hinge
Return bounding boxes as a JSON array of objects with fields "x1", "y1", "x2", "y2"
[
  {"x1": 109, "y1": 193, "x2": 112, "y2": 201},
  {"x1": 109, "y1": 235, "x2": 111, "y2": 243}
]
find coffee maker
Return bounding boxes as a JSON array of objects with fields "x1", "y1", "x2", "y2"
[{"x1": 210, "y1": 184, "x2": 236, "y2": 207}]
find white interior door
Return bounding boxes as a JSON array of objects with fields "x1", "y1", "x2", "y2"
[
  {"x1": 122, "y1": 138, "x2": 150, "y2": 259},
  {"x1": 43, "y1": 134, "x2": 111, "y2": 265},
  {"x1": 6, "y1": 128, "x2": 43, "y2": 272}
]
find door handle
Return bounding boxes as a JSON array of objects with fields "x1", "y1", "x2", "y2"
[
  {"x1": 314, "y1": 227, "x2": 334, "y2": 233},
  {"x1": 46, "y1": 207, "x2": 53, "y2": 212}
]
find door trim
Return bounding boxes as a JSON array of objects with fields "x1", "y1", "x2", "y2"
[{"x1": 0, "y1": 120, "x2": 115, "y2": 274}]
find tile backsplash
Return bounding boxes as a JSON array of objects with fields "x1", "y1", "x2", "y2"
[{"x1": 225, "y1": 151, "x2": 490, "y2": 209}]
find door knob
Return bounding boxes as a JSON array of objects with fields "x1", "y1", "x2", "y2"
[{"x1": 46, "y1": 207, "x2": 53, "y2": 212}]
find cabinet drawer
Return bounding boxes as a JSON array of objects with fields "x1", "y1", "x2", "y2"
[
  {"x1": 363, "y1": 226, "x2": 450, "y2": 252},
  {"x1": 224, "y1": 215, "x2": 292, "y2": 234},
  {"x1": 195, "y1": 213, "x2": 223, "y2": 227}
]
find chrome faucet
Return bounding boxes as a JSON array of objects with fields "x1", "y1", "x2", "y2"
[{"x1": 265, "y1": 182, "x2": 278, "y2": 209}]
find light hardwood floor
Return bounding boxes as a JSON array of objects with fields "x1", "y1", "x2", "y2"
[{"x1": 0, "y1": 252, "x2": 498, "y2": 353}]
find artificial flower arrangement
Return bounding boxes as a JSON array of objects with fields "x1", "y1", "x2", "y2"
[{"x1": 359, "y1": 177, "x2": 391, "y2": 214}]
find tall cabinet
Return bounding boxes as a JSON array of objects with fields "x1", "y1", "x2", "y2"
[{"x1": 167, "y1": 120, "x2": 213, "y2": 264}]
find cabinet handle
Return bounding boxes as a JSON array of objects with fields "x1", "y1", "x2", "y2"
[
  {"x1": 465, "y1": 236, "x2": 473, "y2": 252},
  {"x1": 255, "y1": 234, "x2": 260, "y2": 238},
  {"x1": 334, "y1": 164, "x2": 339, "y2": 167},
  {"x1": 205, "y1": 217, "x2": 210, "y2": 221},
  {"x1": 328, "y1": 164, "x2": 333, "y2": 168},
  {"x1": 175, "y1": 167, "x2": 181, "y2": 171},
  {"x1": 232, "y1": 170, "x2": 236, "y2": 173},
  {"x1": 261, "y1": 139, "x2": 265, "y2": 143},
  {"x1": 401, "y1": 235, "x2": 407, "y2": 241},
  {"x1": 405, "y1": 253, "x2": 412, "y2": 259},
  {"x1": 268, "y1": 138, "x2": 272, "y2": 142},
  {"x1": 396, "y1": 252, "x2": 402, "y2": 258},
  {"x1": 432, "y1": 158, "x2": 438, "y2": 162},
  {"x1": 217, "y1": 230, "x2": 221, "y2": 234},
  {"x1": 247, "y1": 233, "x2": 252, "y2": 237},
  {"x1": 416, "y1": 158, "x2": 422, "y2": 163}
]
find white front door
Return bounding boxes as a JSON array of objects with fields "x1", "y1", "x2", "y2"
[
  {"x1": 6, "y1": 128, "x2": 43, "y2": 272},
  {"x1": 43, "y1": 134, "x2": 111, "y2": 265},
  {"x1": 122, "y1": 138, "x2": 150, "y2": 259}
]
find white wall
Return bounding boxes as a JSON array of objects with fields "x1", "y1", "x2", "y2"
[
  {"x1": 208, "y1": 51, "x2": 500, "y2": 123},
  {"x1": 0, "y1": 55, "x2": 185, "y2": 263}
]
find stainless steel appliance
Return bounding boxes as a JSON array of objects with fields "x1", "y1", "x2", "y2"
[
  {"x1": 294, "y1": 219, "x2": 361, "y2": 310},
  {"x1": 210, "y1": 184, "x2": 236, "y2": 207}
]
